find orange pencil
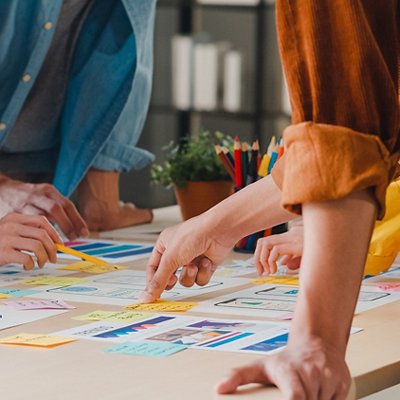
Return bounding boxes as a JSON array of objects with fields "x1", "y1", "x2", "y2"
[{"x1": 277, "y1": 138, "x2": 285, "y2": 160}]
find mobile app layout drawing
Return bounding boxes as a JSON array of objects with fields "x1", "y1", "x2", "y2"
[
  {"x1": 58, "y1": 239, "x2": 154, "y2": 263},
  {"x1": 92, "y1": 270, "x2": 247, "y2": 293},
  {"x1": 31, "y1": 271, "x2": 250, "y2": 306},
  {"x1": 195, "y1": 284, "x2": 400, "y2": 318}
]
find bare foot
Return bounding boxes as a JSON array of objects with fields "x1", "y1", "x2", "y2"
[{"x1": 78, "y1": 169, "x2": 153, "y2": 231}]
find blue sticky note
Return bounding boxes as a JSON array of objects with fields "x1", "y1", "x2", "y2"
[
  {"x1": 105, "y1": 341, "x2": 187, "y2": 357},
  {"x1": 0, "y1": 288, "x2": 41, "y2": 298}
]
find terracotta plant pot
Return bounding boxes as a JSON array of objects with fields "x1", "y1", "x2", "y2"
[{"x1": 174, "y1": 180, "x2": 234, "y2": 220}]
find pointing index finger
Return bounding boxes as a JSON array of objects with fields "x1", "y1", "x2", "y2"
[{"x1": 141, "y1": 251, "x2": 180, "y2": 303}]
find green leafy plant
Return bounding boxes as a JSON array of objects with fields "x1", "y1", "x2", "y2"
[{"x1": 151, "y1": 130, "x2": 232, "y2": 188}]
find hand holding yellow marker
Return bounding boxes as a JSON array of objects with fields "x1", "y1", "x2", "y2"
[{"x1": 55, "y1": 244, "x2": 108, "y2": 266}]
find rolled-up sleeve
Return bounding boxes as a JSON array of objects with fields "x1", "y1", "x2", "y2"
[{"x1": 272, "y1": 123, "x2": 398, "y2": 218}]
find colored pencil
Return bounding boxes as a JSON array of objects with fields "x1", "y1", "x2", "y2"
[
  {"x1": 257, "y1": 153, "x2": 271, "y2": 177},
  {"x1": 268, "y1": 143, "x2": 279, "y2": 174},
  {"x1": 233, "y1": 136, "x2": 243, "y2": 189},
  {"x1": 277, "y1": 137, "x2": 285, "y2": 160},
  {"x1": 221, "y1": 146, "x2": 234, "y2": 167},
  {"x1": 251, "y1": 140, "x2": 259, "y2": 182},
  {"x1": 241, "y1": 142, "x2": 249, "y2": 185},
  {"x1": 215, "y1": 145, "x2": 235, "y2": 180},
  {"x1": 56, "y1": 244, "x2": 108, "y2": 266}
]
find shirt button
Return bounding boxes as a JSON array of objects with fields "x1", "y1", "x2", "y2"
[
  {"x1": 43, "y1": 22, "x2": 53, "y2": 30},
  {"x1": 0, "y1": 123, "x2": 6, "y2": 131},
  {"x1": 22, "y1": 74, "x2": 31, "y2": 83}
]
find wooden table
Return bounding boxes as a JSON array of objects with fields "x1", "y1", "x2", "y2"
[{"x1": 1, "y1": 206, "x2": 399, "y2": 400}]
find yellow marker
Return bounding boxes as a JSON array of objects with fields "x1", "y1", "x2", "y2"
[{"x1": 56, "y1": 244, "x2": 108, "y2": 266}]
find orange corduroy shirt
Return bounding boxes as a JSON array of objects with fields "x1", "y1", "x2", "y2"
[{"x1": 272, "y1": 0, "x2": 400, "y2": 219}]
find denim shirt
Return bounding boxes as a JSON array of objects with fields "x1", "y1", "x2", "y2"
[{"x1": 0, "y1": 0, "x2": 156, "y2": 196}]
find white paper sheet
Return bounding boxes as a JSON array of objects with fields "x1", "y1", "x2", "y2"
[{"x1": 0, "y1": 307, "x2": 69, "y2": 331}]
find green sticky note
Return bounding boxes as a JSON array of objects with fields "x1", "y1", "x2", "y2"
[{"x1": 105, "y1": 341, "x2": 187, "y2": 357}]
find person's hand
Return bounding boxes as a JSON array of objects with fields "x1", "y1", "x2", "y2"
[
  {"x1": 0, "y1": 177, "x2": 88, "y2": 239},
  {"x1": 216, "y1": 337, "x2": 351, "y2": 400},
  {"x1": 0, "y1": 213, "x2": 63, "y2": 270},
  {"x1": 254, "y1": 223, "x2": 304, "y2": 275},
  {"x1": 140, "y1": 216, "x2": 237, "y2": 303}
]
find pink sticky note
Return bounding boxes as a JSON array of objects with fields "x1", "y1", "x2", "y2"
[
  {"x1": 5, "y1": 299, "x2": 75, "y2": 310},
  {"x1": 377, "y1": 283, "x2": 400, "y2": 292}
]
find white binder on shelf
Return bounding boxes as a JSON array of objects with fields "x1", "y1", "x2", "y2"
[
  {"x1": 223, "y1": 49, "x2": 242, "y2": 112},
  {"x1": 171, "y1": 35, "x2": 193, "y2": 110},
  {"x1": 193, "y1": 42, "x2": 219, "y2": 111}
]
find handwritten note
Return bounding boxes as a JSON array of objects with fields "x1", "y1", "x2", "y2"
[
  {"x1": 21, "y1": 276, "x2": 88, "y2": 286},
  {"x1": 378, "y1": 283, "x2": 400, "y2": 292},
  {"x1": 73, "y1": 310, "x2": 151, "y2": 323},
  {"x1": 59, "y1": 261, "x2": 126, "y2": 274},
  {"x1": 251, "y1": 276, "x2": 299, "y2": 286},
  {"x1": 4, "y1": 299, "x2": 75, "y2": 310},
  {"x1": 105, "y1": 341, "x2": 187, "y2": 357},
  {"x1": 0, "y1": 333, "x2": 76, "y2": 348},
  {"x1": 125, "y1": 300, "x2": 198, "y2": 312}
]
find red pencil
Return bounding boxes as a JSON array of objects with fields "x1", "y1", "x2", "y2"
[{"x1": 233, "y1": 136, "x2": 243, "y2": 189}]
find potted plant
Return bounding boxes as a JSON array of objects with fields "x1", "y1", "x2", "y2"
[{"x1": 151, "y1": 130, "x2": 234, "y2": 220}]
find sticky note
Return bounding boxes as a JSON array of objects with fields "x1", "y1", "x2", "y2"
[
  {"x1": 125, "y1": 300, "x2": 198, "y2": 312},
  {"x1": 377, "y1": 283, "x2": 400, "y2": 292},
  {"x1": 73, "y1": 310, "x2": 151, "y2": 323},
  {"x1": 21, "y1": 276, "x2": 88, "y2": 286},
  {"x1": 59, "y1": 261, "x2": 126, "y2": 274},
  {"x1": 105, "y1": 341, "x2": 187, "y2": 357},
  {"x1": 0, "y1": 293, "x2": 9, "y2": 299},
  {"x1": 4, "y1": 299, "x2": 75, "y2": 310},
  {"x1": 0, "y1": 288, "x2": 41, "y2": 298},
  {"x1": 251, "y1": 276, "x2": 299, "y2": 286},
  {"x1": 0, "y1": 333, "x2": 76, "y2": 348}
]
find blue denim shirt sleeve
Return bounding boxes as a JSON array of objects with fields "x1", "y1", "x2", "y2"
[{"x1": 0, "y1": 0, "x2": 156, "y2": 197}]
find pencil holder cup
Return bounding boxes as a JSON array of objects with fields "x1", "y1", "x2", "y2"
[{"x1": 233, "y1": 223, "x2": 287, "y2": 253}]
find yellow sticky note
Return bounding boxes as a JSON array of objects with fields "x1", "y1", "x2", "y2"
[
  {"x1": 21, "y1": 276, "x2": 88, "y2": 286},
  {"x1": 125, "y1": 300, "x2": 197, "y2": 312},
  {"x1": 251, "y1": 276, "x2": 299, "y2": 286},
  {"x1": 0, "y1": 293, "x2": 9, "y2": 299},
  {"x1": 73, "y1": 310, "x2": 151, "y2": 323},
  {"x1": 0, "y1": 333, "x2": 76, "y2": 348},
  {"x1": 59, "y1": 261, "x2": 126, "y2": 274}
]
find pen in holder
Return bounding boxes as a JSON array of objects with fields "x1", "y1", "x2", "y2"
[{"x1": 215, "y1": 135, "x2": 286, "y2": 254}]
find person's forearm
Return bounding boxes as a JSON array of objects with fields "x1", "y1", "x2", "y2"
[
  {"x1": 203, "y1": 175, "x2": 296, "y2": 246},
  {"x1": 290, "y1": 190, "x2": 376, "y2": 351}
]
